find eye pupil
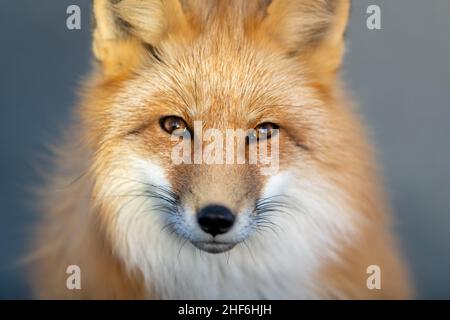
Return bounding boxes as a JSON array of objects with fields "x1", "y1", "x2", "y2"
[{"x1": 170, "y1": 121, "x2": 180, "y2": 130}]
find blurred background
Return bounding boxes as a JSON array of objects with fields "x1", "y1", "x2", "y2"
[{"x1": 0, "y1": 0, "x2": 449, "y2": 299}]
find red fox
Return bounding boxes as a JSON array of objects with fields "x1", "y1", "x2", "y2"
[{"x1": 31, "y1": 0, "x2": 411, "y2": 299}]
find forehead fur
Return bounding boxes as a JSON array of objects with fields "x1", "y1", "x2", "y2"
[{"x1": 136, "y1": 38, "x2": 317, "y2": 117}]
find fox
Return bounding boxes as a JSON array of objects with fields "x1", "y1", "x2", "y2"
[{"x1": 30, "y1": 0, "x2": 411, "y2": 299}]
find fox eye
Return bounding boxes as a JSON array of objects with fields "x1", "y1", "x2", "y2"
[
  {"x1": 250, "y1": 122, "x2": 279, "y2": 141},
  {"x1": 160, "y1": 116, "x2": 188, "y2": 136}
]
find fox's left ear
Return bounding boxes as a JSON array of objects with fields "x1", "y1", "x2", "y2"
[{"x1": 260, "y1": 0, "x2": 351, "y2": 77}]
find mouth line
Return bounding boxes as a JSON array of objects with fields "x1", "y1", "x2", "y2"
[
  {"x1": 195, "y1": 240, "x2": 234, "y2": 245},
  {"x1": 191, "y1": 240, "x2": 237, "y2": 254}
]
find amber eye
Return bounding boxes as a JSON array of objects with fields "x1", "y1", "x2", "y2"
[
  {"x1": 249, "y1": 122, "x2": 279, "y2": 141},
  {"x1": 160, "y1": 116, "x2": 189, "y2": 136}
]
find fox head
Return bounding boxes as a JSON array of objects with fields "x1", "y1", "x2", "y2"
[{"x1": 82, "y1": 0, "x2": 377, "y2": 296}]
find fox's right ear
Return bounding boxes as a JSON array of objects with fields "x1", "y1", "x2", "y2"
[{"x1": 92, "y1": 0, "x2": 189, "y2": 75}]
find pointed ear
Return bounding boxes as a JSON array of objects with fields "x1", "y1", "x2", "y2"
[
  {"x1": 261, "y1": 0, "x2": 351, "y2": 77},
  {"x1": 92, "y1": 0, "x2": 189, "y2": 75}
]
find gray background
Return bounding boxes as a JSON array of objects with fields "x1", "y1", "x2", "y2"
[{"x1": 0, "y1": 0, "x2": 449, "y2": 299}]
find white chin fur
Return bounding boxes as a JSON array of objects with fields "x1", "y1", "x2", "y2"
[{"x1": 102, "y1": 156, "x2": 356, "y2": 299}]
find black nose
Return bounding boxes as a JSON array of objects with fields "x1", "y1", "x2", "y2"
[{"x1": 197, "y1": 205, "x2": 235, "y2": 236}]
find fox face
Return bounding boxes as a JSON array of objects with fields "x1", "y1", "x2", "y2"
[
  {"x1": 91, "y1": 36, "x2": 328, "y2": 255},
  {"x1": 46, "y1": 0, "x2": 410, "y2": 299}
]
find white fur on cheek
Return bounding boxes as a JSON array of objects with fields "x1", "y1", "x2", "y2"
[{"x1": 253, "y1": 168, "x2": 355, "y2": 299}]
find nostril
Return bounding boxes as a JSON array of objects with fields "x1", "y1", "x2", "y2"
[{"x1": 197, "y1": 205, "x2": 235, "y2": 236}]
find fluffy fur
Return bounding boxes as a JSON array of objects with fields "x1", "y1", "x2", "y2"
[{"x1": 30, "y1": 0, "x2": 411, "y2": 299}]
